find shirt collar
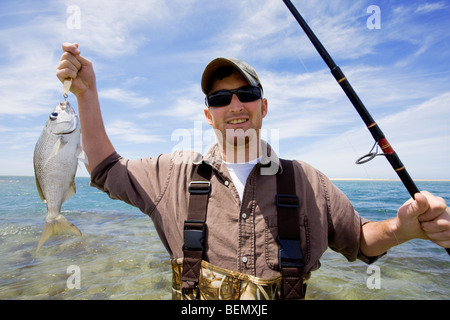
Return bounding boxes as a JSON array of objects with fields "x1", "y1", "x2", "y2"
[{"x1": 199, "y1": 140, "x2": 281, "y2": 176}]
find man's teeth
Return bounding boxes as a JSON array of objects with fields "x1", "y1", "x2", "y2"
[{"x1": 228, "y1": 119, "x2": 247, "y2": 124}]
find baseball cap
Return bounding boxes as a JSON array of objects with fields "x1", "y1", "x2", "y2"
[{"x1": 201, "y1": 57, "x2": 263, "y2": 95}]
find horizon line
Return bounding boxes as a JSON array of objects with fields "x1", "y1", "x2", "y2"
[{"x1": 1, "y1": 175, "x2": 450, "y2": 182}]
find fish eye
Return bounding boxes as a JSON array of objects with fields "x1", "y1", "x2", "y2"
[{"x1": 49, "y1": 112, "x2": 58, "y2": 121}]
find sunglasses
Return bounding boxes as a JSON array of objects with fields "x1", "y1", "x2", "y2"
[{"x1": 205, "y1": 86, "x2": 263, "y2": 107}]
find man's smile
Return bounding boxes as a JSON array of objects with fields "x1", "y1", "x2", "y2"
[{"x1": 227, "y1": 118, "x2": 249, "y2": 125}]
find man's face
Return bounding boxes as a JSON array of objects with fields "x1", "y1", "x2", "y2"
[{"x1": 204, "y1": 72, "x2": 268, "y2": 150}]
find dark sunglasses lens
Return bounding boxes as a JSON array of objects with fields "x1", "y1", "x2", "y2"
[
  {"x1": 236, "y1": 88, "x2": 261, "y2": 102},
  {"x1": 207, "y1": 86, "x2": 261, "y2": 107},
  {"x1": 207, "y1": 92, "x2": 232, "y2": 107}
]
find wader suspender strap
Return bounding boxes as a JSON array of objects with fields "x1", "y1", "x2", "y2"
[
  {"x1": 181, "y1": 161, "x2": 212, "y2": 299},
  {"x1": 181, "y1": 159, "x2": 305, "y2": 300},
  {"x1": 276, "y1": 159, "x2": 305, "y2": 300}
]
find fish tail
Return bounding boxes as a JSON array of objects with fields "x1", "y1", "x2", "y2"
[{"x1": 34, "y1": 214, "x2": 82, "y2": 257}]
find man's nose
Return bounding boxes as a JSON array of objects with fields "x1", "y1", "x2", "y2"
[{"x1": 229, "y1": 94, "x2": 244, "y2": 111}]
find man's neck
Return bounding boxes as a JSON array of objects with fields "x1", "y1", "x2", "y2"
[{"x1": 221, "y1": 139, "x2": 261, "y2": 163}]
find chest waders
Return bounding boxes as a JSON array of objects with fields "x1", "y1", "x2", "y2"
[{"x1": 175, "y1": 159, "x2": 306, "y2": 300}]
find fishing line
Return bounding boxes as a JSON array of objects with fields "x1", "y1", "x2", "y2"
[
  {"x1": 343, "y1": 132, "x2": 391, "y2": 220},
  {"x1": 282, "y1": 8, "x2": 376, "y2": 169},
  {"x1": 63, "y1": 78, "x2": 72, "y2": 101}
]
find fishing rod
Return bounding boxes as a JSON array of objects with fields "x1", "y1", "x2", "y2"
[{"x1": 282, "y1": 0, "x2": 450, "y2": 256}]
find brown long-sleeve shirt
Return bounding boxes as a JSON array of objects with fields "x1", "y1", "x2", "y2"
[{"x1": 90, "y1": 142, "x2": 374, "y2": 279}]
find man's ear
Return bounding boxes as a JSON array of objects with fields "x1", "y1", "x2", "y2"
[
  {"x1": 261, "y1": 98, "x2": 268, "y2": 118},
  {"x1": 204, "y1": 108, "x2": 213, "y2": 125}
]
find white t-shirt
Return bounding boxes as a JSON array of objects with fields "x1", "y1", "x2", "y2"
[{"x1": 224, "y1": 158, "x2": 260, "y2": 201}]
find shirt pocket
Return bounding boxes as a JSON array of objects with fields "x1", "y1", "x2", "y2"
[{"x1": 264, "y1": 215, "x2": 310, "y2": 270}]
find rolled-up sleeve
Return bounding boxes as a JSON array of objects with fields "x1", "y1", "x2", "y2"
[
  {"x1": 89, "y1": 151, "x2": 174, "y2": 216},
  {"x1": 323, "y1": 176, "x2": 384, "y2": 264},
  {"x1": 90, "y1": 152, "x2": 122, "y2": 192}
]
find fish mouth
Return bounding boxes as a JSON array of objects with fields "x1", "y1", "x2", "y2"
[
  {"x1": 60, "y1": 101, "x2": 75, "y2": 113},
  {"x1": 57, "y1": 128, "x2": 77, "y2": 135}
]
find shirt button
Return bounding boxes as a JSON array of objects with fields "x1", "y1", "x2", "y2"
[
  {"x1": 241, "y1": 213, "x2": 247, "y2": 219},
  {"x1": 242, "y1": 256, "x2": 248, "y2": 263},
  {"x1": 224, "y1": 180, "x2": 229, "y2": 186}
]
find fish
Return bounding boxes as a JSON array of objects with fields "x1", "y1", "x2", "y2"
[{"x1": 33, "y1": 100, "x2": 83, "y2": 256}]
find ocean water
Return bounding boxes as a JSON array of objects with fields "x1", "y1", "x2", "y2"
[{"x1": 0, "y1": 176, "x2": 449, "y2": 300}]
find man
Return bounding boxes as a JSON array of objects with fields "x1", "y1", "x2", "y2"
[{"x1": 56, "y1": 43, "x2": 450, "y2": 300}]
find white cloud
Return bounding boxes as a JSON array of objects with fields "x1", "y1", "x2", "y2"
[
  {"x1": 161, "y1": 83, "x2": 206, "y2": 121},
  {"x1": 260, "y1": 58, "x2": 447, "y2": 141},
  {"x1": 0, "y1": 0, "x2": 198, "y2": 117},
  {"x1": 106, "y1": 120, "x2": 165, "y2": 144},
  {"x1": 199, "y1": 0, "x2": 373, "y2": 62},
  {"x1": 415, "y1": 2, "x2": 447, "y2": 14},
  {"x1": 99, "y1": 88, "x2": 152, "y2": 108},
  {"x1": 289, "y1": 92, "x2": 450, "y2": 179},
  {"x1": 0, "y1": 45, "x2": 60, "y2": 116},
  {"x1": 58, "y1": 0, "x2": 172, "y2": 58},
  {"x1": 0, "y1": 0, "x2": 449, "y2": 179}
]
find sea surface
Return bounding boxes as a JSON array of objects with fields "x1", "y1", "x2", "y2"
[{"x1": 0, "y1": 176, "x2": 449, "y2": 300}]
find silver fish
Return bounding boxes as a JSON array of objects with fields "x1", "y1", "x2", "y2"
[{"x1": 33, "y1": 101, "x2": 82, "y2": 255}]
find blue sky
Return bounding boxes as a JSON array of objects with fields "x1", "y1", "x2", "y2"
[{"x1": 1, "y1": 0, "x2": 449, "y2": 180}]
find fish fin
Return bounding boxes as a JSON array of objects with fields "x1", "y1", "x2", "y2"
[
  {"x1": 34, "y1": 214, "x2": 82, "y2": 257},
  {"x1": 77, "y1": 145, "x2": 89, "y2": 165},
  {"x1": 63, "y1": 180, "x2": 76, "y2": 202},
  {"x1": 35, "y1": 176, "x2": 46, "y2": 203},
  {"x1": 47, "y1": 137, "x2": 63, "y2": 161}
]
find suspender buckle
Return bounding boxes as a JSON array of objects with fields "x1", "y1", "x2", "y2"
[
  {"x1": 182, "y1": 285, "x2": 200, "y2": 300},
  {"x1": 278, "y1": 236, "x2": 304, "y2": 268},
  {"x1": 188, "y1": 181, "x2": 211, "y2": 194},
  {"x1": 276, "y1": 194, "x2": 299, "y2": 208},
  {"x1": 183, "y1": 220, "x2": 206, "y2": 251}
]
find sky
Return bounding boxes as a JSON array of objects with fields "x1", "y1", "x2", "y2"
[{"x1": 0, "y1": 0, "x2": 449, "y2": 181}]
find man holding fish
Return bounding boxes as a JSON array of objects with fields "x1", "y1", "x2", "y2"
[{"x1": 55, "y1": 42, "x2": 450, "y2": 300}]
